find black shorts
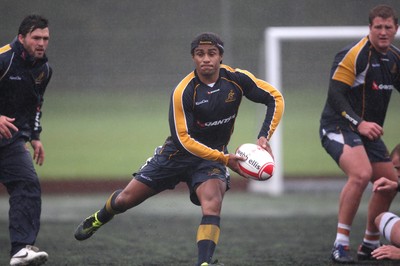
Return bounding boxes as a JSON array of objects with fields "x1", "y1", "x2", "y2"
[
  {"x1": 133, "y1": 138, "x2": 231, "y2": 206},
  {"x1": 319, "y1": 124, "x2": 391, "y2": 165}
]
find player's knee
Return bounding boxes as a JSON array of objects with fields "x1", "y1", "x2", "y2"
[
  {"x1": 348, "y1": 168, "x2": 371, "y2": 187},
  {"x1": 200, "y1": 199, "x2": 223, "y2": 216},
  {"x1": 106, "y1": 189, "x2": 128, "y2": 214},
  {"x1": 113, "y1": 194, "x2": 129, "y2": 212}
]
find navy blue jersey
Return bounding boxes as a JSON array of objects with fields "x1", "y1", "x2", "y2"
[
  {"x1": 169, "y1": 64, "x2": 284, "y2": 165},
  {"x1": 320, "y1": 36, "x2": 400, "y2": 129}
]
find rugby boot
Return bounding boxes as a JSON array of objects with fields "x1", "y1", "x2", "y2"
[{"x1": 74, "y1": 211, "x2": 104, "y2": 241}]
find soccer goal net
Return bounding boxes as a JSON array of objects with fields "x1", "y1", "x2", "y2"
[{"x1": 248, "y1": 26, "x2": 388, "y2": 196}]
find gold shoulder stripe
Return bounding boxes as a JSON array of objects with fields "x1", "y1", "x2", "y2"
[
  {"x1": 332, "y1": 37, "x2": 369, "y2": 86},
  {"x1": 0, "y1": 44, "x2": 11, "y2": 54},
  {"x1": 220, "y1": 64, "x2": 235, "y2": 72},
  {"x1": 172, "y1": 72, "x2": 195, "y2": 142}
]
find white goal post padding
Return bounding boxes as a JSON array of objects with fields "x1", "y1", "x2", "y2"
[{"x1": 248, "y1": 26, "x2": 376, "y2": 195}]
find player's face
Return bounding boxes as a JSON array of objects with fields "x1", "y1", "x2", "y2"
[
  {"x1": 192, "y1": 44, "x2": 222, "y2": 82},
  {"x1": 392, "y1": 154, "x2": 400, "y2": 178},
  {"x1": 369, "y1": 16, "x2": 398, "y2": 53},
  {"x1": 18, "y1": 28, "x2": 50, "y2": 59}
]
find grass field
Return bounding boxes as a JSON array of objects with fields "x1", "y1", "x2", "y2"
[
  {"x1": 1, "y1": 189, "x2": 400, "y2": 265},
  {"x1": 34, "y1": 88, "x2": 400, "y2": 180}
]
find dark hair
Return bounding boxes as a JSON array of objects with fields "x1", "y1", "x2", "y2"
[
  {"x1": 190, "y1": 32, "x2": 224, "y2": 55},
  {"x1": 390, "y1": 144, "x2": 400, "y2": 159},
  {"x1": 18, "y1": 15, "x2": 49, "y2": 36},
  {"x1": 369, "y1": 5, "x2": 398, "y2": 25}
]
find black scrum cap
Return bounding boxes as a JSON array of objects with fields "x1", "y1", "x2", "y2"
[{"x1": 190, "y1": 32, "x2": 224, "y2": 55}]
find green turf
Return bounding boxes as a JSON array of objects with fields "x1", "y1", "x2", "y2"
[
  {"x1": 1, "y1": 191, "x2": 400, "y2": 265},
  {"x1": 34, "y1": 89, "x2": 400, "y2": 179}
]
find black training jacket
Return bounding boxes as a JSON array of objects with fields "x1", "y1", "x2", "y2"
[{"x1": 0, "y1": 38, "x2": 52, "y2": 147}]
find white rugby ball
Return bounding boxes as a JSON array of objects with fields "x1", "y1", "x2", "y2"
[{"x1": 235, "y1": 143, "x2": 275, "y2": 181}]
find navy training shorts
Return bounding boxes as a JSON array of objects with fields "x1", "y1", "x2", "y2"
[
  {"x1": 133, "y1": 138, "x2": 231, "y2": 206},
  {"x1": 319, "y1": 124, "x2": 391, "y2": 165}
]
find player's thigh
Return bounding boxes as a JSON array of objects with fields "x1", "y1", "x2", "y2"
[
  {"x1": 196, "y1": 178, "x2": 226, "y2": 203},
  {"x1": 189, "y1": 160, "x2": 230, "y2": 206},
  {"x1": 372, "y1": 161, "x2": 398, "y2": 182},
  {"x1": 339, "y1": 145, "x2": 372, "y2": 179},
  {"x1": 118, "y1": 179, "x2": 158, "y2": 208},
  {"x1": 196, "y1": 179, "x2": 226, "y2": 215}
]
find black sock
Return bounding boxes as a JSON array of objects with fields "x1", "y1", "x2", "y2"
[{"x1": 97, "y1": 189, "x2": 124, "y2": 223}]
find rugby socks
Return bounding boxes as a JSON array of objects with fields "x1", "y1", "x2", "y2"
[
  {"x1": 197, "y1": 215, "x2": 220, "y2": 265},
  {"x1": 97, "y1": 189, "x2": 124, "y2": 224},
  {"x1": 362, "y1": 230, "x2": 380, "y2": 248},
  {"x1": 335, "y1": 223, "x2": 351, "y2": 247}
]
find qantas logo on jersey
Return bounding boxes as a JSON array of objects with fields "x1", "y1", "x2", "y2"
[
  {"x1": 372, "y1": 81, "x2": 394, "y2": 91},
  {"x1": 196, "y1": 114, "x2": 236, "y2": 128}
]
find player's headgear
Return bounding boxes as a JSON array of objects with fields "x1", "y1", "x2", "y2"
[{"x1": 191, "y1": 32, "x2": 224, "y2": 55}]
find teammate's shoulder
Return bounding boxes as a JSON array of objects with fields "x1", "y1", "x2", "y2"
[
  {"x1": 220, "y1": 64, "x2": 235, "y2": 73},
  {"x1": 220, "y1": 64, "x2": 254, "y2": 77},
  {"x1": 0, "y1": 44, "x2": 12, "y2": 53},
  {"x1": 0, "y1": 44, "x2": 12, "y2": 60},
  {"x1": 389, "y1": 44, "x2": 400, "y2": 59},
  {"x1": 336, "y1": 37, "x2": 368, "y2": 56}
]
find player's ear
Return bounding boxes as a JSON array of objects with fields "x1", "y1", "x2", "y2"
[{"x1": 18, "y1": 34, "x2": 25, "y2": 43}]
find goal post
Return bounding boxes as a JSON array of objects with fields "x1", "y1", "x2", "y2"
[{"x1": 248, "y1": 26, "x2": 371, "y2": 196}]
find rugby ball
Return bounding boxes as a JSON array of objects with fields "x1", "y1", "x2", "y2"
[{"x1": 235, "y1": 143, "x2": 275, "y2": 181}]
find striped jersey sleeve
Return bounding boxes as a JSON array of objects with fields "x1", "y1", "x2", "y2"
[
  {"x1": 232, "y1": 67, "x2": 284, "y2": 140},
  {"x1": 331, "y1": 37, "x2": 369, "y2": 86}
]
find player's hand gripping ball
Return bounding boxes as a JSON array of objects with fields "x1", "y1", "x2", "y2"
[{"x1": 235, "y1": 143, "x2": 275, "y2": 181}]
